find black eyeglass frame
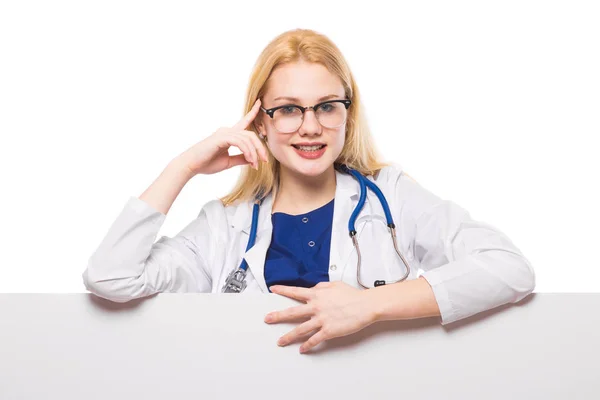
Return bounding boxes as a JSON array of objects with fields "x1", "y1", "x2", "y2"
[{"x1": 259, "y1": 99, "x2": 352, "y2": 119}]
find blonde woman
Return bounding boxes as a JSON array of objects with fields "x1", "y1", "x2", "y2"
[{"x1": 83, "y1": 28, "x2": 535, "y2": 353}]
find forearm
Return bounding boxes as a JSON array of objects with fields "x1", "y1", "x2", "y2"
[
  {"x1": 367, "y1": 277, "x2": 441, "y2": 323},
  {"x1": 139, "y1": 156, "x2": 194, "y2": 215}
]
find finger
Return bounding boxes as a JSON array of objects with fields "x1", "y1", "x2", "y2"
[
  {"x1": 234, "y1": 132, "x2": 258, "y2": 168},
  {"x1": 278, "y1": 318, "x2": 321, "y2": 346},
  {"x1": 315, "y1": 281, "x2": 333, "y2": 289},
  {"x1": 233, "y1": 99, "x2": 262, "y2": 131},
  {"x1": 227, "y1": 154, "x2": 250, "y2": 169},
  {"x1": 265, "y1": 304, "x2": 313, "y2": 324},
  {"x1": 300, "y1": 329, "x2": 329, "y2": 353},
  {"x1": 236, "y1": 131, "x2": 260, "y2": 166},
  {"x1": 242, "y1": 130, "x2": 268, "y2": 162},
  {"x1": 269, "y1": 285, "x2": 313, "y2": 302},
  {"x1": 226, "y1": 134, "x2": 256, "y2": 168}
]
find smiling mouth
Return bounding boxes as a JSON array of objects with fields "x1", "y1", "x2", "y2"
[{"x1": 291, "y1": 144, "x2": 327, "y2": 151}]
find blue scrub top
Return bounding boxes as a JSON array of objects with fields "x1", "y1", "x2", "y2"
[{"x1": 264, "y1": 199, "x2": 335, "y2": 292}]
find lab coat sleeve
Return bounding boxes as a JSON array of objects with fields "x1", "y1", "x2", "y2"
[
  {"x1": 395, "y1": 169, "x2": 536, "y2": 326},
  {"x1": 82, "y1": 196, "x2": 216, "y2": 302}
]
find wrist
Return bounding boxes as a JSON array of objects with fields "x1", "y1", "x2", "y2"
[
  {"x1": 366, "y1": 277, "x2": 441, "y2": 323},
  {"x1": 170, "y1": 154, "x2": 195, "y2": 181},
  {"x1": 363, "y1": 287, "x2": 386, "y2": 323}
]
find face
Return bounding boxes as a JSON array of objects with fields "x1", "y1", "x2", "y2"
[{"x1": 256, "y1": 61, "x2": 347, "y2": 179}]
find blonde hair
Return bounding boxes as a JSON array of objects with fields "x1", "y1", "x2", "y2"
[{"x1": 220, "y1": 28, "x2": 391, "y2": 207}]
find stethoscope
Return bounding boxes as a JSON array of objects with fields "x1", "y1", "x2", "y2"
[{"x1": 222, "y1": 164, "x2": 412, "y2": 293}]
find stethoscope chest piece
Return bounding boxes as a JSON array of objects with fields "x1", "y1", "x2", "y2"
[{"x1": 222, "y1": 267, "x2": 248, "y2": 293}]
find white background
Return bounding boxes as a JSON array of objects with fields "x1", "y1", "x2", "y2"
[{"x1": 0, "y1": 0, "x2": 597, "y2": 293}]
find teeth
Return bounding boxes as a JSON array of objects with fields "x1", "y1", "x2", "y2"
[{"x1": 296, "y1": 145, "x2": 324, "y2": 151}]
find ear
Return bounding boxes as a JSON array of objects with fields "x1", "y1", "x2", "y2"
[{"x1": 253, "y1": 119, "x2": 266, "y2": 139}]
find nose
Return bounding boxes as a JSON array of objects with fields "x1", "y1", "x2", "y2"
[{"x1": 298, "y1": 109, "x2": 322, "y2": 136}]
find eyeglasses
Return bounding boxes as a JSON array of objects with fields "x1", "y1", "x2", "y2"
[{"x1": 260, "y1": 99, "x2": 352, "y2": 133}]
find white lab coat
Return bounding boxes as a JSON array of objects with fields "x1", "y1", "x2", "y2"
[{"x1": 82, "y1": 163, "x2": 535, "y2": 325}]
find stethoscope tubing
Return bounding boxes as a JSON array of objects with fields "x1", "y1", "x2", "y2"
[
  {"x1": 339, "y1": 165, "x2": 410, "y2": 288},
  {"x1": 222, "y1": 165, "x2": 411, "y2": 293}
]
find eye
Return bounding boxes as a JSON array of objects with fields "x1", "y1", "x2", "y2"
[
  {"x1": 319, "y1": 103, "x2": 335, "y2": 112},
  {"x1": 280, "y1": 105, "x2": 297, "y2": 114}
]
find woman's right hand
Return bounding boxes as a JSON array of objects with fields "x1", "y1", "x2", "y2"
[{"x1": 179, "y1": 99, "x2": 269, "y2": 177}]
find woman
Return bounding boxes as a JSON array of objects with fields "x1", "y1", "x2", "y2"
[{"x1": 82, "y1": 28, "x2": 535, "y2": 353}]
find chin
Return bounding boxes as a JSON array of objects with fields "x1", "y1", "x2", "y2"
[
  {"x1": 294, "y1": 163, "x2": 330, "y2": 177},
  {"x1": 276, "y1": 146, "x2": 338, "y2": 177},
  {"x1": 289, "y1": 157, "x2": 334, "y2": 178}
]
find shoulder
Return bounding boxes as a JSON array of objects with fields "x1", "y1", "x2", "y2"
[
  {"x1": 195, "y1": 198, "x2": 225, "y2": 218},
  {"x1": 373, "y1": 163, "x2": 447, "y2": 222},
  {"x1": 196, "y1": 197, "x2": 252, "y2": 233},
  {"x1": 371, "y1": 162, "x2": 417, "y2": 185}
]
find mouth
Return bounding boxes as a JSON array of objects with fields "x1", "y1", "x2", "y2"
[
  {"x1": 291, "y1": 143, "x2": 327, "y2": 160},
  {"x1": 291, "y1": 144, "x2": 327, "y2": 152}
]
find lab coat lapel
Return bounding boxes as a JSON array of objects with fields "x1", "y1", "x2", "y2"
[
  {"x1": 330, "y1": 169, "x2": 370, "y2": 280},
  {"x1": 238, "y1": 194, "x2": 273, "y2": 294},
  {"x1": 233, "y1": 168, "x2": 370, "y2": 293}
]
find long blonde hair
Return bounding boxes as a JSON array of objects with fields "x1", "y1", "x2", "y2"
[{"x1": 220, "y1": 28, "x2": 391, "y2": 207}]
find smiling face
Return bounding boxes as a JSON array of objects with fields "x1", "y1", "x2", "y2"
[{"x1": 256, "y1": 61, "x2": 348, "y2": 179}]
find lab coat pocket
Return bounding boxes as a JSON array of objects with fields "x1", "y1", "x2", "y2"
[
  {"x1": 214, "y1": 260, "x2": 260, "y2": 294},
  {"x1": 214, "y1": 233, "x2": 265, "y2": 294},
  {"x1": 213, "y1": 234, "x2": 247, "y2": 293}
]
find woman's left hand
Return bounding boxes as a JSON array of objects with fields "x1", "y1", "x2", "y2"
[{"x1": 264, "y1": 281, "x2": 379, "y2": 353}]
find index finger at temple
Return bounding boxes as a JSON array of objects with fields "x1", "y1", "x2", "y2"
[
  {"x1": 243, "y1": 130, "x2": 268, "y2": 161},
  {"x1": 233, "y1": 99, "x2": 261, "y2": 131}
]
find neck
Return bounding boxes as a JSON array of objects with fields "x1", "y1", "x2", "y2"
[{"x1": 272, "y1": 165, "x2": 336, "y2": 215}]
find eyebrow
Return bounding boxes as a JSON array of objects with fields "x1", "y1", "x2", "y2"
[{"x1": 272, "y1": 94, "x2": 342, "y2": 103}]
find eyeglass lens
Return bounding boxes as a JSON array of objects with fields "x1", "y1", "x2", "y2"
[{"x1": 272, "y1": 102, "x2": 348, "y2": 133}]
